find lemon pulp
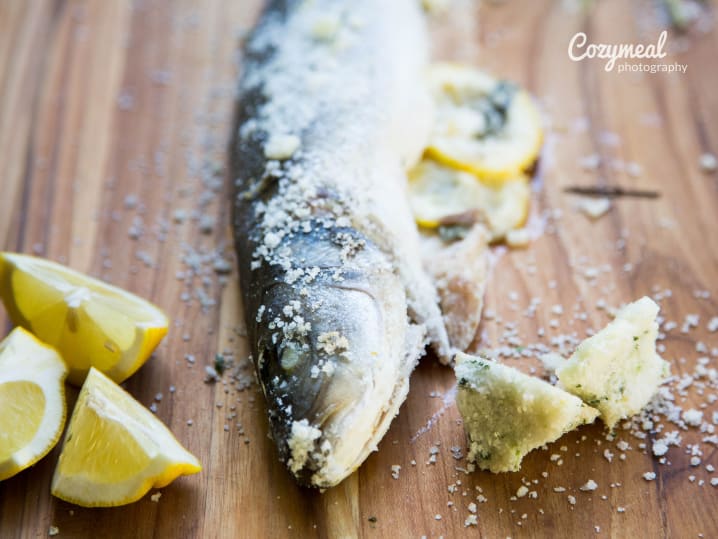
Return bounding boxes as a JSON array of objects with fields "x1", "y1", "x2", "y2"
[
  {"x1": 0, "y1": 252, "x2": 169, "y2": 385},
  {"x1": 408, "y1": 159, "x2": 530, "y2": 241},
  {"x1": 51, "y1": 368, "x2": 201, "y2": 507},
  {"x1": 0, "y1": 327, "x2": 67, "y2": 481},
  {"x1": 426, "y1": 62, "x2": 543, "y2": 184}
]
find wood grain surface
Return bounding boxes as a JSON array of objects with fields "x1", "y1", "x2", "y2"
[{"x1": 1, "y1": 1, "x2": 717, "y2": 537}]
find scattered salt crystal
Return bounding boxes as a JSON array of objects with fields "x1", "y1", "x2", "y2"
[
  {"x1": 580, "y1": 154, "x2": 601, "y2": 170},
  {"x1": 199, "y1": 214, "x2": 215, "y2": 234},
  {"x1": 173, "y1": 209, "x2": 187, "y2": 223},
  {"x1": 204, "y1": 365, "x2": 219, "y2": 381},
  {"x1": 150, "y1": 492, "x2": 162, "y2": 502},
  {"x1": 652, "y1": 442, "x2": 669, "y2": 457},
  {"x1": 699, "y1": 153, "x2": 717, "y2": 173},
  {"x1": 124, "y1": 194, "x2": 138, "y2": 209},
  {"x1": 264, "y1": 232, "x2": 281, "y2": 249},
  {"x1": 580, "y1": 480, "x2": 598, "y2": 491},
  {"x1": 643, "y1": 472, "x2": 656, "y2": 481},
  {"x1": 684, "y1": 409, "x2": 703, "y2": 427},
  {"x1": 626, "y1": 162, "x2": 642, "y2": 177}
]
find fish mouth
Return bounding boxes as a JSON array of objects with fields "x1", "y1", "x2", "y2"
[{"x1": 253, "y1": 251, "x2": 418, "y2": 488}]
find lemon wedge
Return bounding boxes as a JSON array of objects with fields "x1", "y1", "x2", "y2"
[
  {"x1": 0, "y1": 327, "x2": 67, "y2": 481},
  {"x1": 0, "y1": 252, "x2": 169, "y2": 386},
  {"x1": 51, "y1": 367, "x2": 201, "y2": 507},
  {"x1": 408, "y1": 159, "x2": 530, "y2": 241},
  {"x1": 426, "y1": 63, "x2": 543, "y2": 184}
]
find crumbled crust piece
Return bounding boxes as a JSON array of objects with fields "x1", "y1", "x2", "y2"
[
  {"x1": 557, "y1": 297, "x2": 670, "y2": 429},
  {"x1": 455, "y1": 353, "x2": 598, "y2": 473}
]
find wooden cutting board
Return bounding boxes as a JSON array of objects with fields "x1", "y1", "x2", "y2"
[{"x1": 1, "y1": 0, "x2": 717, "y2": 537}]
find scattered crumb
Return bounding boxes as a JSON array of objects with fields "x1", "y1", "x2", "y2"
[
  {"x1": 577, "y1": 197, "x2": 611, "y2": 220},
  {"x1": 264, "y1": 134, "x2": 300, "y2": 160},
  {"x1": 506, "y1": 228, "x2": 531, "y2": 248}
]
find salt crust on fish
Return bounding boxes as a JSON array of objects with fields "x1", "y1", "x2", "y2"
[{"x1": 231, "y1": 0, "x2": 449, "y2": 487}]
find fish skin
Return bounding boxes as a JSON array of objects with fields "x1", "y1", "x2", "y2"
[{"x1": 230, "y1": 0, "x2": 447, "y2": 487}]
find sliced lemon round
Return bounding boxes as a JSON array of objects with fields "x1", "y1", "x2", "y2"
[
  {"x1": 426, "y1": 62, "x2": 543, "y2": 184},
  {"x1": 0, "y1": 252, "x2": 169, "y2": 386},
  {"x1": 408, "y1": 159, "x2": 530, "y2": 241},
  {"x1": 51, "y1": 367, "x2": 201, "y2": 507},
  {"x1": 0, "y1": 327, "x2": 67, "y2": 481}
]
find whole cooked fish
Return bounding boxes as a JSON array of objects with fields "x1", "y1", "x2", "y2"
[{"x1": 230, "y1": 0, "x2": 449, "y2": 487}]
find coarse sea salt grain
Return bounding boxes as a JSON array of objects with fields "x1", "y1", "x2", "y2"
[
  {"x1": 699, "y1": 152, "x2": 717, "y2": 173},
  {"x1": 580, "y1": 480, "x2": 598, "y2": 491},
  {"x1": 652, "y1": 442, "x2": 669, "y2": 457},
  {"x1": 683, "y1": 409, "x2": 703, "y2": 427}
]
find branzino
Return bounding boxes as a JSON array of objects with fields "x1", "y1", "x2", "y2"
[{"x1": 230, "y1": 0, "x2": 449, "y2": 488}]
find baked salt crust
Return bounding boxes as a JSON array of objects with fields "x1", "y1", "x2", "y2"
[
  {"x1": 455, "y1": 353, "x2": 599, "y2": 473},
  {"x1": 556, "y1": 296, "x2": 670, "y2": 430}
]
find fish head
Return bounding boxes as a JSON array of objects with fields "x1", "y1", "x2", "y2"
[{"x1": 251, "y1": 229, "x2": 417, "y2": 487}]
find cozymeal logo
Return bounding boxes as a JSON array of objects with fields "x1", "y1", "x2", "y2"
[{"x1": 568, "y1": 30, "x2": 687, "y2": 74}]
